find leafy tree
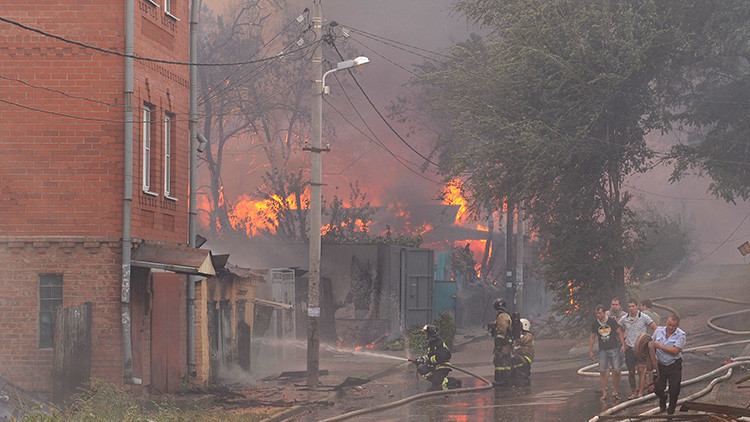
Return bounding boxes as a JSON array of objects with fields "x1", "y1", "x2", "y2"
[
  {"x1": 668, "y1": 2, "x2": 750, "y2": 202},
  {"x1": 631, "y1": 206, "x2": 695, "y2": 281},
  {"x1": 407, "y1": 0, "x2": 739, "y2": 325},
  {"x1": 196, "y1": 0, "x2": 312, "y2": 239}
]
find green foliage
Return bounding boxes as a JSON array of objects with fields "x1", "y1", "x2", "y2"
[
  {"x1": 321, "y1": 182, "x2": 423, "y2": 247},
  {"x1": 435, "y1": 311, "x2": 456, "y2": 350},
  {"x1": 17, "y1": 378, "x2": 281, "y2": 422},
  {"x1": 405, "y1": 326, "x2": 428, "y2": 355},
  {"x1": 375, "y1": 337, "x2": 405, "y2": 351},
  {"x1": 403, "y1": 312, "x2": 457, "y2": 355},
  {"x1": 404, "y1": 0, "x2": 748, "y2": 331},
  {"x1": 668, "y1": 2, "x2": 750, "y2": 203},
  {"x1": 631, "y1": 206, "x2": 695, "y2": 281}
]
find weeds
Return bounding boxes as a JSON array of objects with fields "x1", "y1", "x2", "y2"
[{"x1": 15, "y1": 379, "x2": 283, "y2": 422}]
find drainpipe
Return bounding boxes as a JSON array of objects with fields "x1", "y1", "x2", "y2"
[
  {"x1": 187, "y1": 0, "x2": 200, "y2": 379},
  {"x1": 121, "y1": 0, "x2": 135, "y2": 383}
]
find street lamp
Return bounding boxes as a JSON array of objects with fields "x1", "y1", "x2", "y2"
[
  {"x1": 306, "y1": 1, "x2": 370, "y2": 389},
  {"x1": 321, "y1": 56, "x2": 370, "y2": 94}
]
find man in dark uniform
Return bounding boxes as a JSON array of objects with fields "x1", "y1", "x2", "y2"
[
  {"x1": 413, "y1": 324, "x2": 454, "y2": 390},
  {"x1": 490, "y1": 297, "x2": 513, "y2": 388}
]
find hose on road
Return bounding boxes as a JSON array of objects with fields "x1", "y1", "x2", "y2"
[{"x1": 317, "y1": 362, "x2": 494, "y2": 422}]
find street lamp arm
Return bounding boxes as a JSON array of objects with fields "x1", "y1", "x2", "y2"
[{"x1": 321, "y1": 56, "x2": 370, "y2": 95}]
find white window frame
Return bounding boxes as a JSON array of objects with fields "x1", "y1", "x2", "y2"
[
  {"x1": 142, "y1": 105, "x2": 157, "y2": 195},
  {"x1": 164, "y1": 0, "x2": 179, "y2": 20},
  {"x1": 164, "y1": 113, "x2": 177, "y2": 200}
]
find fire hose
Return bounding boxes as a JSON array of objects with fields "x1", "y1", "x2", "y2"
[
  {"x1": 317, "y1": 361, "x2": 494, "y2": 422},
  {"x1": 583, "y1": 295, "x2": 750, "y2": 422}
]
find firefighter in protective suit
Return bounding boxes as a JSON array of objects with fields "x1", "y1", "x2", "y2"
[
  {"x1": 413, "y1": 324, "x2": 456, "y2": 390},
  {"x1": 490, "y1": 298, "x2": 513, "y2": 388},
  {"x1": 511, "y1": 318, "x2": 534, "y2": 388}
]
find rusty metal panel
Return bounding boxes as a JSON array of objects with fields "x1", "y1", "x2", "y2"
[{"x1": 151, "y1": 273, "x2": 181, "y2": 393}]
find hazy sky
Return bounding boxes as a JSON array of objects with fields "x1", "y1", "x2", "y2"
[{"x1": 201, "y1": 0, "x2": 749, "y2": 266}]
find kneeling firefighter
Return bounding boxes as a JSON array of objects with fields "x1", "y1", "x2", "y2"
[
  {"x1": 510, "y1": 318, "x2": 534, "y2": 388},
  {"x1": 410, "y1": 324, "x2": 461, "y2": 390}
]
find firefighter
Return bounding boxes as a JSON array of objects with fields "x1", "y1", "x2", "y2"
[
  {"x1": 490, "y1": 297, "x2": 513, "y2": 388},
  {"x1": 412, "y1": 324, "x2": 454, "y2": 390},
  {"x1": 511, "y1": 318, "x2": 534, "y2": 388}
]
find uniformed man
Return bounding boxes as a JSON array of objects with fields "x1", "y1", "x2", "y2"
[
  {"x1": 491, "y1": 297, "x2": 513, "y2": 388},
  {"x1": 511, "y1": 318, "x2": 534, "y2": 388}
]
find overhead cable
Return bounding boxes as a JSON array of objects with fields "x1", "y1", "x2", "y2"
[{"x1": 0, "y1": 15, "x2": 318, "y2": 66}]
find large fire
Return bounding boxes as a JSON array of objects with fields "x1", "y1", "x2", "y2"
[{"x1": 227, "y1": 191, "x2": 307, "y2": 236}]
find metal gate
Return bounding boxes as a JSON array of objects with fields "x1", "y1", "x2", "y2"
[{"x1": 398, "y1": 247, "x2": 434, "y2": 331}]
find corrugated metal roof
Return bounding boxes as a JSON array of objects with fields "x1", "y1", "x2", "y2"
[{"x1": 131, "y1": 242, "x2": 216, "y2": 276}]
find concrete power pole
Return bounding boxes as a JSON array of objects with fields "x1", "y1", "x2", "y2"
[
  {"x1": 505, "y1": 201, "x2": 515, "y2": 313},
  {"x1": 306, "y1": 0, "x2": 323, "y2": 387},
  {"x1": 515, "y1": 200, "x2": 524, "y2": 314}
]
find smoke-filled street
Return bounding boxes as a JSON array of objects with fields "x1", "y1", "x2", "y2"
[{"x1": 255, "y1": 264, "x2": 750, "y2": 421}]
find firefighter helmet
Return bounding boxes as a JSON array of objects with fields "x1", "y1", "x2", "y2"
[
  {"x1": 422, "y1": 324, "x2": 437, "y2": 336},
  {"x1": 493, "y1": 298, "x2": 507, "y2": 311},
  {"x1": 520, "y1": 318, "x2": 531, "y2": 332}
]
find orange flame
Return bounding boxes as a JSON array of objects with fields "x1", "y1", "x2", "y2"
[
  {"x1": 565, "y1": 281, "x2": 580, "y2": 313},
  {"x1": 442, "y1": 179, "x2": 468, "y2": 224},
  {"x1": 227, "y1": 192, "x2": 307, "y2": 237}
]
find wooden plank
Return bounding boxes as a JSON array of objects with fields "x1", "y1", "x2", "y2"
[{"x1": 52, "y1": 303, "x2": 92, "y2": 404}]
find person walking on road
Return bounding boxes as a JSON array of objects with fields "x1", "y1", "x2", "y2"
[
  {"x1": 511, "y1": 318, "x2": 534, "y2": 389},
  {"x1": 490, "y1": 297, "x2": 513, "y2": 388},
  {"x1": 619, "y1": 299, "x2": 657, "y2": 399},
  {"x1": 589, "y1": 304, "x2": 626, "y2": 402},
  {"x1": 651, "y1": 314, "x2": 686, "y2": 415}
]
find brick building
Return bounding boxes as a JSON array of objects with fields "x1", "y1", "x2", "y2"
[{"x1": 0, "y1": 0, "x2": 211, "y2": 396}]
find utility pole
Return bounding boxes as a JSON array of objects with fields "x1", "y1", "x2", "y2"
[
  {"x1": 515, "y1": 200, "x2": 524, "y2": 314},
  {"x1": 505, "y1": 201, "x2": 515, "y2": 313},
  {"x1": 306, "y1": 0, "x2": 323, "y2": 387}
]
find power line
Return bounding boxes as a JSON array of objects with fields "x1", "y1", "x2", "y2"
[
  {"x1": 331, "y1": 44, "x2": 440, "y2": 168},
  {"x1": 341, "y1": 25, "x2": 450, "y2": 61},
  {"x1": 323, "y1": 97, "x2": 443, "y2": 185},
  {"x1": 691, "y1": 209, "x2": 750, "y2": 264},
  {"x1": 0, "y1": 15, "x2": 318, "y2": 66}
]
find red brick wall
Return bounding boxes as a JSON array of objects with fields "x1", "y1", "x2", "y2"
[
  {"x1": 0, "y1": 0, "x2": 192, "y2": 394},
  {"x1": 0, "y1": 239, "x2": 123, "y2": 392},
  {"x1": 0, "y1": 0, "x2": 191, "y2": 243}
]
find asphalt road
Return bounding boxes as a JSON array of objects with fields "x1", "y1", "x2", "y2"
[{"x1": 288, "y1": 264, "x2": 749, "y2": 421}]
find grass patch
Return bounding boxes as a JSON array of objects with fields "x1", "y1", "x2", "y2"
[{"x1": 17, "y1": 379, "x2": 286, "y2": 422}]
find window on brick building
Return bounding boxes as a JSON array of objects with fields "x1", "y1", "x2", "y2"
[
  {"x1": 39, "y1": 274, "x2": 63, "y2": 349},
  {"x1": 164, "y1": 113, "x2": 177, "y2": 200},
  {"x1": 164, "y1": 0, "x2": 179, "y2": 20},
  {"x1": 142, "y1": 104, "x2": 157, "y2": 195}
]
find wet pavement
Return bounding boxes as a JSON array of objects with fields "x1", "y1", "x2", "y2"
[{"x1": 262, "y1": 265, "x2": 750, "y2": 421}]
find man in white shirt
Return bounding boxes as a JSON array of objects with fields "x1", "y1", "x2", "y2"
[{"x1": 619, "y1": 299, "x2": 656, "y2": 399}]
